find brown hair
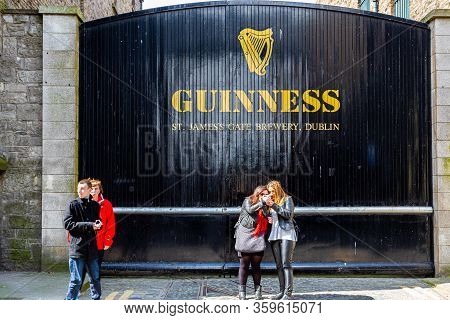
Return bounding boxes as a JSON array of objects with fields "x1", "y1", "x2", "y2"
[
  {"x1": 90, "y1": 178, "x2": 103, "y2": 194},
  {"x1": 267, "y1": 180, "x2": 286, "y2": 205},
  {"x1": 78, "y1": 179, "x2": 92, "y2": 188},
  {"x1": 249, "y1": 185, "x2": 268, "y2": 204}
]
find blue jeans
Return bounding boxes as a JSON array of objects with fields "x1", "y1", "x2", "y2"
[
  {"x1": 81, "y1": 249, "x2": 105, "y2": 285},
  {"x1": 66, "y1": 257, "x2": 101, "y2": 300}
]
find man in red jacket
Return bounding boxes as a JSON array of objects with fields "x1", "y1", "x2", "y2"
[{"x1": 90, "y1": 179, "x2": 116, "y2": 268}]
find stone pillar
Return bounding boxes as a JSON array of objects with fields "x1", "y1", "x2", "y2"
[
  {"x1": 424, "y1": 9, "x2": 450, "y2": 276},
  {"x1": 40, "y1": 6, "x2": 83, "y2": 271}
]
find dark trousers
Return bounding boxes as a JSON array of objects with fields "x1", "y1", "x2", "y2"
[
  {"x1": 238, "y1": 251, "x2": 264, "y2": 286},
  {"x1": 81, "y1": 250, "x2": 105, "y2": 287},
  {"x1": 270, "y1": 240, "x2": 296, "y2": 295}
]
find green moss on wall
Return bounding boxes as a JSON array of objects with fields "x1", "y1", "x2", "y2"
[
  {"x1": 0, "y1": 0, "x2": 7, "y2": 13},
  {"x1": 440, "y1": 266, "x2": 450, "y2": 277},
  {"x1": 9, "y1": 249, "x2": 32, "y2": 261},
  {"x1": 444, "y1": 158, "x2": 450, "y2": 175},
  {"x1": 8, "y1": 216, "x2": 35, "y2": 229},
  {"x1": 9, "y1": 239, "x2": 27, "y2": 250}
]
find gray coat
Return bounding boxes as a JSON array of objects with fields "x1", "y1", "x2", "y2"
[{"x1": 235, "y1": 197, "x2": 267, "y2": 229}]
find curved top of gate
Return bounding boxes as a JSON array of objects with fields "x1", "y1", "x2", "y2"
[{"x1": 81, "y1": 1, "x2": 429, "y2": 29}]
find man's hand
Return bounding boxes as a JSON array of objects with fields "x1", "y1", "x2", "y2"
[
  {"x1": 93, "y1": 220, "x2": 102, "y2": 231},
  {"x1": 104, "y1": 245, "x2": 110, "y2": 250}
]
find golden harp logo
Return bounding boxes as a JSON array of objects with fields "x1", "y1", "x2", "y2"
[{"x1": 238, "y1": 28, "x2": 274, "y2": 76}]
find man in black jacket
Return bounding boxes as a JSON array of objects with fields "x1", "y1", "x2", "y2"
[{"x1": 64, "y1": 179, "x2": 102, "y2": 300}]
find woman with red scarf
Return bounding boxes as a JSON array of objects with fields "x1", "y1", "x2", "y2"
[{"x1": 234, "y1": 185, "x2": 271, "y2": 300}]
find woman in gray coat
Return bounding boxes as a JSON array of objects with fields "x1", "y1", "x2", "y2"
[{"x1": 234, "y1": 185, "x2": 271, "y2": 300}]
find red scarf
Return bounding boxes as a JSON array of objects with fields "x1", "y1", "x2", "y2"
[{"x1": 252, "y1": 209, "x2": 268, "y2": 238}]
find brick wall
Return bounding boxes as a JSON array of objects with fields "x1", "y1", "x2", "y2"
[{"x1": 0, "y1": 12, "x2": 43, "y2": 271}]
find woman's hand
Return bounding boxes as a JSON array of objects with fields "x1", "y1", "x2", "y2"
[
  {"x1": 268, "y1": 216, "x2": 273, "y2": 224},
  {"x1": 265, "y1": 197, "x2": 274, "y2": 207},
  {"x1": 261, "y1": 194, "x2": 270, "y2": 204}
]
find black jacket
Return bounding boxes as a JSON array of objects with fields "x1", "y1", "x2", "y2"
[
  {"x1": 272, "y1": 196, "x2": 295, "y2": 231},
  {"x1": 63, "y1": 197, "x2": 100, "y2": 259}
]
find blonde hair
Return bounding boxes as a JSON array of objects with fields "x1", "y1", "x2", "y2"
[
  {"x1": 89, "y1": 178, "x2": 103, "y2": 194},
  {"x1": 267, "y1": 180, "x2": 286, "y2": 205}
]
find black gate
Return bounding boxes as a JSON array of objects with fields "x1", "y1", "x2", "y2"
[{"x1": 79, "y1": 1, "x2": 432, "y2": 274}]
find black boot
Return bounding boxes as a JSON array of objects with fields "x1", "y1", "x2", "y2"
[
  {"x1": 271, "y1": 268, "x2": 285, "y2": 300},
  {"x1": 238, "y1": 285, "x2": 246, "y2": 300},
  {"x1": 280, "y1": 268, "x2": 294, "y2": 300}
]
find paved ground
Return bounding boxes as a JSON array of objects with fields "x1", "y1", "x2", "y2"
[{"x1": 0, "y1": 272, "x2": 449, "y2": 300}]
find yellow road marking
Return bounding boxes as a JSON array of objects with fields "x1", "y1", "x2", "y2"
[
  {"x1": 119, "y1": 290, "x2": 134, "y2": 300},
  {"x1": 80, "y1": 282, "x2": 90, "y2": 293},
  {"x1": 105, "y1": 291, "x2": 119, "y2": 300}
]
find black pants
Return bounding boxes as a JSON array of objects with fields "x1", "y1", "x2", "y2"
[
  {"x1": 270, "y1": 240, "x2": 296, "y2": 294},
  {"x1": 270, "y1": 240, "x2": 295, "y2": 269},
  {"x1": 238, "y1": 251, "x2": 264, "y2": 286}
]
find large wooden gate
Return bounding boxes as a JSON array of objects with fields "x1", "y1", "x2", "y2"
[{"x1": 79, "y1": 2, "x2": 432, "y2": 274}]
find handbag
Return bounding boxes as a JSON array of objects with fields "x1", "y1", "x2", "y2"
[{"x1": 234, "y1": 224, "x2": 266, "y2": 253}]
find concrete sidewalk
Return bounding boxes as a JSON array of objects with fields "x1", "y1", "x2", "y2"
[{"x1": 0, "y1": 272, "x2": 449, "y2": 300}]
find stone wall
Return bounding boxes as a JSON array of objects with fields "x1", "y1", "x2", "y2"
[
  {"x1": 317, "y1": 0, "x2": 450, "y2": 21},
  {"x1": 377, "y1": 0, "x2": 393, "y2": 16},
  {"x1": 317, "y1": 0, "x2": 393, "y2": 14},
  {"x1": 316, "y1": 0, "x2": 394, "y2": 16},
  {"x1": 40, "y1": 7, "x2": 81, "y2": 271},
  {"x1": 3, "y1": 1, "x2": 81, "y2": 11},
  {"x1": 0, "y1": 12, "x2": 43, "y2": 271},
  {"x1": 412, "y1": 1, "x2": 450, "y2": 21},
  {"x1": 2, "y1": 0, "x2": 142, "y2": 21},
  {"x1": 317, "y1": 0, "x2": 358, "y2": 9},
  {"x1": 427, "y1": 10, "x2": 450, "y2": 276},
  {"x1": 82, "y1": 0, "x2": 141, "y2": 22},
  {"x1": 0, "y1": 1, "x2": 140, "y2": 271}
]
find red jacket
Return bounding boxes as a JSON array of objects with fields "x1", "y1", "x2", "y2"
[{"x1": 96, "y1": 194, "x2": 116, "y2": 250}]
